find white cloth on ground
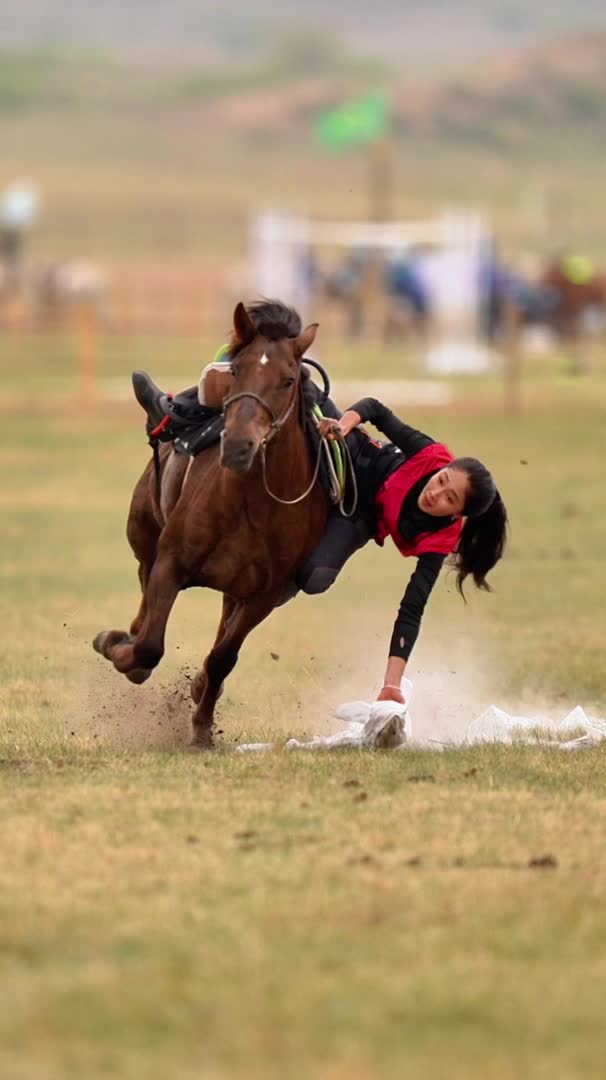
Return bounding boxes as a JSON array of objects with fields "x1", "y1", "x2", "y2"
[
  {"x1": 285, "y1": 699, "x2": 408, "y2": 751},
  {"x1": 235, "y1": 679, "x2": 605, "y2": 754},
  {"x1": 235, "y1": 680, "x2": 412, "y2": 753},
  {"x1": 465, "y1": 704, "x2": 606, "y2": 749}
]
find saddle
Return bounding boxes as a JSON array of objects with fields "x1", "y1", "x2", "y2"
[{"x1": 173, "y1": 410, "x2": 225, "y2": 458}]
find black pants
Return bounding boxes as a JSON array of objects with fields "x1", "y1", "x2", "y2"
[{"x1": 295, "y1": 508, "x2": 374, "y2": 595}]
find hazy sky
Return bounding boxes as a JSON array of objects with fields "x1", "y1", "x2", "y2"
[{"x1": 2, "y1": 1, "x2": 606, "y2": 59}]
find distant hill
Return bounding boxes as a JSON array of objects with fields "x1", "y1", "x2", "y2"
[
  {"x1": 393, "y1": 32, "x2": 606, "y2": 143},
  {"x1": 176, "y1": 31, "x2": 606, "y2": 150},
  {"x1": 1, "y1": 24, "x2": 605, "y2": 152}
]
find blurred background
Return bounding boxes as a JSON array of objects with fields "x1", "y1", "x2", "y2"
[
  {"x1": 3, "y1": 0, "x2": 606, "y2": 398},
  {"x1": 2, "y1": 1, "x2": 605, "y2": 720}
]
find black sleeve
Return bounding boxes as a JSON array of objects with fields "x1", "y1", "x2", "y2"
[
  {"x1": 348, "y1": 397, "x2": 435, "y2": 456},
  {"x1": 388, "y1": 552, "x2": 445, "y2": 661}
]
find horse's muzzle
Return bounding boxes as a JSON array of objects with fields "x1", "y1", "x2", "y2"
[{"x1": 220, "y1": 435, "x2": 256, "y2": 474}]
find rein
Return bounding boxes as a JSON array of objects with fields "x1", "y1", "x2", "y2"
[
  {"x1": 223, "y1": 379, "x2": 320, "y2": 505},
  {"x1": 260, "y1": 434, "x2": 325, "y2": 506},
  {"x1": 223, "y1": 378, "x2": 358, "y2": 513}
]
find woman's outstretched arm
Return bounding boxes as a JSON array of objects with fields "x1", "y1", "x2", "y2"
[{"x1": 378, "y1": 552, "x2": 445, "y2": 703}]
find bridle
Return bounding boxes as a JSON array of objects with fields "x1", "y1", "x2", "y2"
[
  {"x1": 222, "y1": 382, "x2": 299, "y2": 442},
  {"x1": 221, "y1": 374, "x2": 324, "y2": 505},
  {"x1": 221, "y1": 354, "x2": 331, "y2": 440},
  {"x1": 221, "y1": 361, "x2": 358, "y2": 514}
]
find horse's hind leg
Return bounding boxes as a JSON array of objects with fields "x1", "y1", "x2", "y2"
[
  {"x1": 191, "y1": 591, "x2": 280, "y2": 748},
  {"x1": 95, "y1": 553, "x2": 183, "y2": 681}
]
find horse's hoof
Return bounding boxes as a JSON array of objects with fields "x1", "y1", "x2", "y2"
[
  {"x1": 189, "y1": 732, "x2": 214, "y2": 752},
  {"x1": 125, "y1": 667, "x2": 153, "y2": 685},
  {"x1": 93, "y1": 630, "x2": 131, "y2": 657}
]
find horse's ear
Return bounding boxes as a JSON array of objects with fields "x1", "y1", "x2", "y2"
[
  {"x1": 233, "y1": 302, "x2": 255, "y2": 346},
  {"x1": 294, "y1": 323, "x2": 319, "y2": 359}
]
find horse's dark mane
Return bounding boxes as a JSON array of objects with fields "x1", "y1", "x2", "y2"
[
  {"x1": 248, "y1": 298, "x2": 302, "y2": 340},
  {"x1": 229, "y1": 299, "x2": 302, "y2": 352},
  {"x1": 230, "y1": 298, "x2": 316, "y2": 420},
  {"x1": 300, "y1": 365, "x2": 318, "y2": 420}
]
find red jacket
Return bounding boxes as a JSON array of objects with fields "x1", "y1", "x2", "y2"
[{"x1": 375, "y1": 443, "x2": 463, "y2": 557}]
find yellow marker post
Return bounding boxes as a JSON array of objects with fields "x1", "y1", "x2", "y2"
[{"x1": 75, "y1": 300, "x2": 99, "y2": 405}]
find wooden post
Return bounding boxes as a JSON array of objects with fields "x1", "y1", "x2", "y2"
[
  {"x1": 75, "y1": 300, "x2": 99, "y2": 404},
  {"x1": 503, "y1": 296, "x2": 523, "y2": 414},
  {"x1": 364, "y1": 136, "x2": 395, "y2": 343},
  {"x1": 368, "y1": 136, "x2": 395, "y2": 223}
]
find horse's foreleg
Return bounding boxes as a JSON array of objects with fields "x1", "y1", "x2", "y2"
[
  {"x1": 191, "y1": 594, "x2": 237, "y2": 705},
  {"x1": 95, "y1": 554, "x2": 183, "y2": 681},
  {"x1": 128, "y1": 544, "x2": 157, "y2": 637},
  {"x1": 191, "y1": 591, "x2": 280, "y2": 748},
  {"x1": 115, "y1": 468, "x2": 162, "y2": 643}
]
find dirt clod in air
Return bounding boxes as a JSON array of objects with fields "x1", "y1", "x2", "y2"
[
  {"x1": 528, "y1": 854, "x2": 558, "y2": 869},
  {"x1": 346, "y1": 853, "x2": 376, "y2": 866}
]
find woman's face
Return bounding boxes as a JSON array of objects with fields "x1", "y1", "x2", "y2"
[{"x1": 417, "y1": 466, "x2": 469, "y2": 517}]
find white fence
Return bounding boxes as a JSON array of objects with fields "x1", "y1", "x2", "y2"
[{"x1": 249, "y1": 208, "x2": 492, "y2": 372}]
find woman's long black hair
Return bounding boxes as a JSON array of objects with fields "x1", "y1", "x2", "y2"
[{"x1": 449, "y1": 457, "x2": 508, "y2": 596}]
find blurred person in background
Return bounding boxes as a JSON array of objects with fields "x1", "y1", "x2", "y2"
[
  {"x1": 384, "y1": 249, "x2": 431, "y2": 343},
  {"x1": 0, "y1": 182, "x2": 39, "y2": 291}
]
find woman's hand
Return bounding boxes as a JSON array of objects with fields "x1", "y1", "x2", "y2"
[
  {"x1": 317, "y1": 418, "x2": 342, "y2": 440},
  {"x1": 380, "y1": 657, "x2": 406, "y2": 704},
  {"x1": 317, "y1": 410, "x2": 362, "y2": 441},
  {"x1": 377, "y1": 684, "x2": 406, "y2": 705}
]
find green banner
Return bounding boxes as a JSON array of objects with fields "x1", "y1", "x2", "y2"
[{"x1": 317, "y1": 92, "x2": 389, "y2": 151}]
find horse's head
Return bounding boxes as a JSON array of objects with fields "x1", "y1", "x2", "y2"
[{"x1": 220, "y1": 301, "x2": 318, "y2": 474}]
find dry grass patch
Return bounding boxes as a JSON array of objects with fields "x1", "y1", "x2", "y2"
[{"x1": 1, "y1": 747, "x2": 606, "y2": 1078}]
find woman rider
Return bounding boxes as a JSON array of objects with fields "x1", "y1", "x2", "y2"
[
  {"x1": 307, "y1": 402, "x2": 507, "y2": 704},
  {"x1": 132, "y1": 305, "x2": 508, "y2": 707}
]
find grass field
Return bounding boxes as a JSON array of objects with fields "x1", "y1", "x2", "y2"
[{"x1": 1, "y1": 331, "x2": 605, "y2": 1077}]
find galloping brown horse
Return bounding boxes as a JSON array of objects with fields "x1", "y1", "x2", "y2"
[{"x1": 94, "y1": 301, "x2": 328, "y2": 747}]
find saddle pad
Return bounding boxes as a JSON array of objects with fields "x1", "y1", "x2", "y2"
[{"x1": 173, "y1": 413, "x2": 225, "y2": 457}]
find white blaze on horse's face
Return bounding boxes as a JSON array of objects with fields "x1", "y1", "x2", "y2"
[{"x1": 221, "y1": 338, "x2": 299, "y2": 475}]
